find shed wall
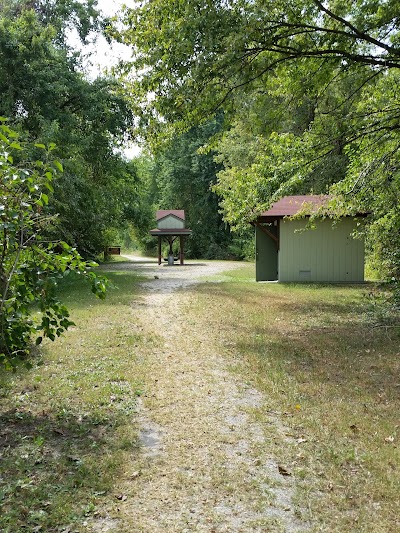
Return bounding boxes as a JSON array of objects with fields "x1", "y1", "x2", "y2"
[
  {"x1": 157, "y1": 215, "x2": 185, "y2": 229},
  {"x1": 278, "y1": 218, "x2": 364, "y2": 282}
]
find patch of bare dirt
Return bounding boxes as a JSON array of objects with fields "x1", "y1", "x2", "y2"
[{"x1": 90, "y1": 258, "x2": 309, "y2": 532}]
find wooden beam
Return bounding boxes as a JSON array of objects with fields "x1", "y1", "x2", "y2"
[
  {"x1": 158, "y1": 236, "x2": 162, "y2": 265},
  {"x1": 254, "y1": 221, "x2": 279, "y2": 248},
  {"x1": 180, "y1": 236, "x2": 184, "y2": 265}
]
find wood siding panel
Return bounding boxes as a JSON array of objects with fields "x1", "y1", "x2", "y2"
[
  {"x1": 278, "y1": 218, "x2": 364, "y2": 282},
  {"x1": 157, "y1": 215, "x2": 185, "y2": 229}
]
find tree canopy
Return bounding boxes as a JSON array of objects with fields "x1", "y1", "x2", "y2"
[
  {"x1": 0, "y1": 0, "x2": 139, "y2": 257},
  {"x1": 120, "y1": 0, "x2": 400, "y2": 132},
  {"x1": 119, "y1": 0, "x2": 400, "y2": 278},
  {"x1": 150, "y1": 117, "x2": 234, "y2": 258}
]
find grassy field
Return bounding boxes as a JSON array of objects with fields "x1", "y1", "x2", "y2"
[
  {"x1": 0, "y1": 269, "x2": 151, "y2": 532},
  {"x1": 0, "y1": 263, "x2": 399, "y2": 532},
  {"x1": 192, "y1": 264, "x2": 400, "y2": 532}
]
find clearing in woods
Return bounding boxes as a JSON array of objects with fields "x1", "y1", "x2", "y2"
[
  {"x1": 1, "y1": 256, "x2": 399, "y2": 532},
  {"x1": 93, "y1": 257, "x2": 308, "y2": 532}
]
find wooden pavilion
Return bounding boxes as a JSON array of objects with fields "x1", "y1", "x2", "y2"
[{"x1": 149, "y1": 210, "x2": 192, "y2": 265}]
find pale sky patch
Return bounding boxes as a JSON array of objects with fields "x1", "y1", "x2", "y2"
[
  {"x1": 68, "y1": 0, "x2": 141, "y2": 158},
  {"x1": 69, "y1": 0, "x2": 136, "y2": 79}
]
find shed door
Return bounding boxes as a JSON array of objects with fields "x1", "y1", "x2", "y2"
[{"x1": 255, "y1": 225, "x2": 278, "y2": 281}]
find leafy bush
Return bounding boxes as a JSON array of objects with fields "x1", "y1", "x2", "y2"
[{"x1": 0, "y1": 120, "x2": 108, "y2": 370}]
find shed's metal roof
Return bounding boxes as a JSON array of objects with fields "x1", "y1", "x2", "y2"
[
  {"x1": 156, "y1": 210, "x2": 185, "y2": 221},
  {"x1": 260, "y1": 195, "x2": 330, "y2": 218}
]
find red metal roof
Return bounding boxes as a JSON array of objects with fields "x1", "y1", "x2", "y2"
[
  {"x1": 260, "y1": 195, "x2": 330, "y2": 217},
  {"x1": 156, "y1": 210, "x2": 185, "y2": 221}
]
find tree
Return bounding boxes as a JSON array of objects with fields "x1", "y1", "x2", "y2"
[
  {"x1": 119, "y1": 0, "x2": 400, "y2": 135},
  {"x1": 119, "y1": 0, "x2": 400, "y2": 278},
  {"x1": 0, "y1": 121, "x2": 107, "y2": 370},
  {"x1": 151, "y1": 117, "x2": 234, "y2": 258},
  {"x1": 0, "y1": 0, "x2": 137, "y2": 257}
]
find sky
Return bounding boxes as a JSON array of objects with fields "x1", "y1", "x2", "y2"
[
  {"x1": 78, "y1": 0, "x2": 136, "y2": 79},
  {"x1": 69, "y1": 0, "x2": 140, "y2": 157}
]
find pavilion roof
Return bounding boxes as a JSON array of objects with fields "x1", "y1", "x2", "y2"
[{"x1": 156, "y1": 210, "x2": 185, "y2": 221}]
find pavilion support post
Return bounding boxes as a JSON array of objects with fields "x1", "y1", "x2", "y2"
[
  {"x1": 158, "y1": 236, "x2": 162, "y2": 265},
  {"x1": 180, "y1": 236, "x2": 184, "y2": 265},
  {"x1": 168, "y1": 236, "x2": 174, "y2": 255}
]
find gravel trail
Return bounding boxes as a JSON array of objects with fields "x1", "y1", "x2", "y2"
[{"x1": 92, "y1": 257, "x2": 309, "y2": 533}]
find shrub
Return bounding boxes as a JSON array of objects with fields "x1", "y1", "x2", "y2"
[{"x1": 0, "y1": 120, "x2": 107, "y2": 370}]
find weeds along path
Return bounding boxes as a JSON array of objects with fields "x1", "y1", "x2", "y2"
[{"x1": 93, "y1": 258, "x2": 308, "y2": 532}]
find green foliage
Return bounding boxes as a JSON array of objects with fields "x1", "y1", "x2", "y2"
[
  {"x1": 119, "y1": 0, "x2": 400, "y2": 137},
  {"x1": 0, "y1": 1, "x2": 138, "y2": 258},
  {"x1": 119, "y1": 0, "x2": 400, "y2": 278},
  {"x1": 150, "y1": 118, "x2": 237, "y2": 259},
  {"x1": 0, "y1": 122, "x2": 108, "y2": 370}
]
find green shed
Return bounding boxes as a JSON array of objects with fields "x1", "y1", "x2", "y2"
[{"x1": 254, "y1": 196, "x2": 365, "y2": 282}]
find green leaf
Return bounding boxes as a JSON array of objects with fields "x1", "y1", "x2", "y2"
[
  {"x1": 9, "y1": 142, "x2": 23, "y2": 150},
  {"x1": 54, "y1": 160, "x2": 63, "y2": 172},
  {"x1": 34, "y1": 143, "x2": 46, "y2": 149}
]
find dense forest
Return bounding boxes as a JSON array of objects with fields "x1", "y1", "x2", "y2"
[{"x1": 1, "y1": 0, "x2": 400, "y2": 366}]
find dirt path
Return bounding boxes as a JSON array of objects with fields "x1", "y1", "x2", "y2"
[{"x1": 92, "y1": 258, "x2": 309, "y2": 532}]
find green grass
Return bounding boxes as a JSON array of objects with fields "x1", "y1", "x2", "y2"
[
  {"x1": 0, "y1": 270, "x2": 150, "y2": 532},
  {"x1": 191, "y1": 271, "x2": 400, "y2": 532},
  {"x1": 1, "y1": 263, "x2": 399, "y2": 532}
]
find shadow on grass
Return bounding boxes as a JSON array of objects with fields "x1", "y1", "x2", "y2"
[
  {"x1": 237, "y1": 323, "x2": 400, "y2": 402},
  {"x1": 197, "y1": 281, "x2": 363, "y2": 318},
  {"x1": 196, "y1": 282, "x2": 400, "y2": 402},
  {"x1": 0, "y1": 405, "x2": 139, "y2": 531},
  {"x1": 0, "y1": 269, "x2": 150, "y2": 531},
  {"x1": 55, "y1": 271, "x2": 145, "y2": 310}
]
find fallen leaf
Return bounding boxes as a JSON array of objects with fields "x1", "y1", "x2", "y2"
[
  {"x1": 296, "y1": 437, "x2": 308, "y2": 444},
  {"x1": 130, "y1": 471, "x2": 141, "y2": 479},
  {"x1": 116, "y1": 493, "x2": 127, "y2": 501},
  {"x1": 278, "y1": 465, "x2": 292, "y2": 476},
  {"x1": 385, "y1": 435, "x2": 395, "y2": 443}
]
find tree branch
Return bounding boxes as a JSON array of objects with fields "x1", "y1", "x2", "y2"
[{"x1": 312, "y1": 0, "x2": 400, "y2": 57}]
